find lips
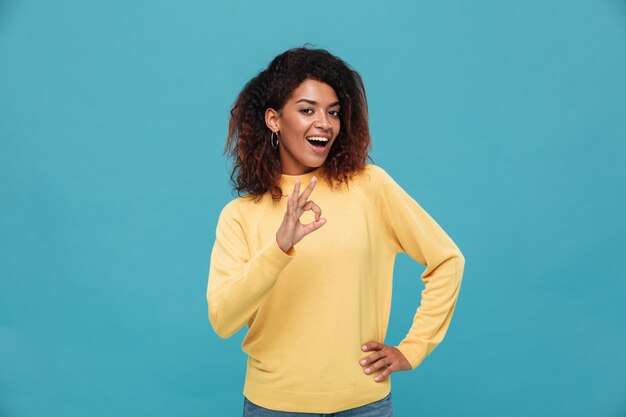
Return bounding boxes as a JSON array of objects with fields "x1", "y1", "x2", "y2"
[
  {"x1": 305, "y1": 136, "x2": 330, "y2": 154},
  {"x1": 306, "y1": 136, "x2": 330, "y2": 149}
]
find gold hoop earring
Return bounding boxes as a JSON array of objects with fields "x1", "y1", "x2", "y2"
[{"x1": 270, "y1": 131, "x2": 279, "y2": 150}]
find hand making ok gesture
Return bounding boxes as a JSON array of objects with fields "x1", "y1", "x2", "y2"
[{"x1": 275, "y1": 177, "x2": 327, "y2": 254}]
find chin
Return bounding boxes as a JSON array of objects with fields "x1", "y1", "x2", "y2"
[{"x1": 305, "y1": 159, "x2": 327, "y2": 168}]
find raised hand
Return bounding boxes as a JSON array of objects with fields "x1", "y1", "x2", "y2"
[
  {"x1": 359, "y1": 342, "x2": 412, "y2": 382},
  {"x1": 275, "y1": 177, "x2": 326, "y2": 254}
]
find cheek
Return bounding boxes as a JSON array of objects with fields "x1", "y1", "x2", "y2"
[
  {"x1": 283, "y1": 116, "x2": 309, "y2": 135},
  {"x1": 333, "y1": 119, "x2": 341, "y2": 135}
]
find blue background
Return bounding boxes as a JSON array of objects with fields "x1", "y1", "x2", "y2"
[{"x1": 1, "y1": 0, "x2": 625, "y2": 416}]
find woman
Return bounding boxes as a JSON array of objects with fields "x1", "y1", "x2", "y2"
[{"x1": 206, "y1": 46, "x2": 465, "y2": 416}]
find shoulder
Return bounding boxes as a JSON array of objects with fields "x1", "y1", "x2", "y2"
[
  {"x1": 343, "y1": 164, "x2": 402, "y2": 208},
  {"x1": 356, "y1": 164, "x2": 418, "y2": 208},
  {"x1": 214, "y1": 196, "x2": 261, "y2": 241},
  {"x1": 217, "y1": 194, "x2": 260, "y2": 224},
  {"x1": 365, "y1": 163, "x2": 391, "y2": 177},
  {"x1": 355, "y1": 163, "x2": 397, "y2": 189}
]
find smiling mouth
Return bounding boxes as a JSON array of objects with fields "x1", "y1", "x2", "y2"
[{"x1": 306, "y1": 136, "x2": 330, "y2": 149}]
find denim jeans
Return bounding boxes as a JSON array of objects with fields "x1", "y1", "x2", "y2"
[{"x1": 242, "y1": 392, "x2": 393, "y2": 417}]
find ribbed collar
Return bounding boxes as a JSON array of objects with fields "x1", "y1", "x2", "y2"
[{"x1": 278, "y1": 165, "x2": 325, "y2": 196}]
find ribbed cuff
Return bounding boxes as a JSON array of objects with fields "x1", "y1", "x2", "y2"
[
  {"x1": 255, "y1": 238, "x2": 296, "y2": 277},
  {"x1": 396, "y1": 341, "x2": 428, "y2": 370}
]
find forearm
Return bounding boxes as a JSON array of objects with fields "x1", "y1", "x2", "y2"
[
  {"x1": 396, "y1": 250, "x2": 465, "y2": 369},
  {"x1": 207, "y1": 237, "x2": 295, "y2": 338}
]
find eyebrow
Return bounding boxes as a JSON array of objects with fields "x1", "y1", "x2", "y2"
[{"x1": 295, "y1": 98, "x2": 341, "y2": 107}]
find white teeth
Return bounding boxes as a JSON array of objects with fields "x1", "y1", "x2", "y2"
[{"x1": 306, "y1": 136, "x2": 329, "y2": 142}]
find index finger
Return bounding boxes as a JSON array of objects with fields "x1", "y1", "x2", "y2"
[
  {"x1": 362, "y1": 342, "x2": 383, "y2": 351},
  {"x1": 290, "y1": 179, "x2": 301, "y2": 200},
  {"x1": 297, "y1": 176, "x2": 318, "y2": 205}
]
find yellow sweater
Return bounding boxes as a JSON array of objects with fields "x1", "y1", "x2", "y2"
[{"x1": 206, "y1": 163, "x2": 465, "y2": 413}]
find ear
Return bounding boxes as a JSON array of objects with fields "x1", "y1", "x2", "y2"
[{"x1": 265, "y1": 107, "x2": 280, "y2": 133}]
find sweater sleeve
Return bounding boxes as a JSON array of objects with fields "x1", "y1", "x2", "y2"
[
  {"x1": 373, "y1": 166, "x2": 465, "y2": 370},
  {"x1": 206, "y1": 201, "x2": 296, "y2": 339}
]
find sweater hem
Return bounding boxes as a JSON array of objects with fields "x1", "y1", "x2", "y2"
[{"x1": 243, "y1": 378, "x2": 391, "y2": 413}]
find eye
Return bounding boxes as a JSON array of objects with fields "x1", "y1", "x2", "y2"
[
  {"x1": 329, "y1": 109, "x2": 341, "y2": 117},
  {"x1": 299, "y1": 108, "x2": 314, "y2": 115}
]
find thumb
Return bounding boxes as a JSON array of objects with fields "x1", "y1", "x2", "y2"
[{"x1": 302, "y1": 217, "x2": 327, "y2": 236}]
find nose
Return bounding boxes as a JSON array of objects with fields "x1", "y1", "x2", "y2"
[{"x1": 314, "y1": 113, "x2": 332, "y2": 131}]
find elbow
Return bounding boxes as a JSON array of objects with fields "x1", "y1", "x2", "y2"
[
  {"x1": 453, "y1": 248, "x2": 465, "y2": 284},
  {"x1": 207, "y1": 301, "x2": 237, "y2": 339},
  {"x1": 209, "y1": 312, "x2": 235, "y2": 339},
  {"x1": 456, "y1": 250, "x2": 465, "y2": 269},
  {"x1": 207, "y1": 297, "x2": 232, "y2": 339}
]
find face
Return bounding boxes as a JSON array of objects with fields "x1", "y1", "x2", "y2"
[{"x1": 265, "y1": 79, "x2": 341, "y2": 175}]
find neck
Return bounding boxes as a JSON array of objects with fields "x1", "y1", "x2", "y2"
[{"x1": 278, "y1": 165, "x2": 324, "y2": 195}]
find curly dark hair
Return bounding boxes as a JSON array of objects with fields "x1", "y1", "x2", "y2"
[{"x1": 224, "y1": 46, "x2": 373, "y2": 203}]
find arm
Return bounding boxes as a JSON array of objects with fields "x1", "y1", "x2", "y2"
[
  {"x1": 208, "y1": 177, "x2": 326, "y2": 339},
  {"x1": 206, "y1": 202, "x2": 296, "y2": 338},
  {"x1": 376, "y1": 166, "x2": 465, "y2": 370}
]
